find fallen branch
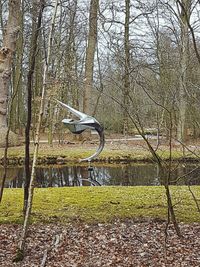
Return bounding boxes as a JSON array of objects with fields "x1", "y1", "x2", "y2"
[{"x1": 40, "y1": 234, "x2": 62, "y2": 267}]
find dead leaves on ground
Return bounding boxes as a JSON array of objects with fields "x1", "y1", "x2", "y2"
[{"x1": 0, "y1": 220, "x2": 200, "y2": 267}]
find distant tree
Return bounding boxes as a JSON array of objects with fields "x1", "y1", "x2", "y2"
[
  {"x1": 123, "y1": 0, "x2": 131, "y2": 136},
  {"x1": 177, "y1": 0, "x2": 191, "y2": 142},
  {"x1": 83, "y1": 0, "x2": 99, "y2": 115}
]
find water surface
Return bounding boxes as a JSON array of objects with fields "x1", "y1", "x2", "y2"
[{"x1": 1, "y1": 163, "x2": 200, "y2": 188}]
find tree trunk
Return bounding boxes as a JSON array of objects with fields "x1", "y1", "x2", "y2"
[
  {"x1": 10, "y1": 0, "x2": 24, "y2": 132},
  {"x1": 0, "y1": 0, "x2": 20, "y2": 147},
  {"x1": 0, "y1": 0, "x2": 4, "y2": 34},
  {"x1": 15, "y1": 0, "x2": 59, "y2": 261},
  {"x1": 177, "y1": 0, "x2": 191, "y2": 142},
  {"x1": 123, "y1": 0, "x2": 130, "y2": 136},
  {"x1": 83, "y1": 0, "x2": 99, "y2": 115},
  {"x1": 24, "y1": 0, "x2": 44, "y2": 213}
]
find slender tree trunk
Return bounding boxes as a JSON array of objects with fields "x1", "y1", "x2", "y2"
[
  {"x1": 24, "y1": 0, "x2": 44, "y2": 213},
  {"x1": 67, "y1": 0, "x2": 78, "y2": 109},
  {"x1": 11, "y1": 0, "x2": 24, "y2": 132},
  {"x1": 15, "y1": 1, "x2": 59, "y2": 261},
  {"x1": 123, "y1": 0, "x2": 130, "y2": 136},
  {"x1": 128, "y1": 111, "x2": 182, "y2": 237},
  {"x1": 0, "y1": 0, "x2": 5, "y2": 36},
  {"x1": 177, "y1": 0, "x2": 191, "y2": 142},
  {"x1": 83, "y1": 0, "x2": 99, "y2": 115}
]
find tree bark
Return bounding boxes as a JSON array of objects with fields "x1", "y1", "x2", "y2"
[
  {"x1": 24, "y1": 0, "x2": 44, "y2": 213},
  {"x1": 0, "y1": 0, "x2": 20, "y2": 141},
  {"x1": 83, "y1": 0, "x2": 99, "y2": 115},
  {"x1": 123, "y1": 0, "x2": 130, "y2": 136},
  {"x1": 11, "y1": 0, "x2": 24, "y2": 132},
  {"x1": 177, "y1": 0, "x2": 191, "y2": 142}
]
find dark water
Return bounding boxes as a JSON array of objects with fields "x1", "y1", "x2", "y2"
[{"x1": 1, "y1": 163, "x2": 200, "y2": 188}]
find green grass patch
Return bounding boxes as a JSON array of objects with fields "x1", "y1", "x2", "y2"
[
  {"x1": 0, "y1": 186, "x2": 199, "y2": 224},
  {"x1": 0, "y1": 145, "x2": 152, "y2": 162},
  {"x1": 0, "y1": 145, "x2": 196, "y2": 163}
]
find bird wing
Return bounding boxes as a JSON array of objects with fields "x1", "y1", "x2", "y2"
[{"x1": 56, "y1": 99, "x2": 88, "y2": 120}]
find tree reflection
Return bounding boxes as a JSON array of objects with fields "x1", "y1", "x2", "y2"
[{"x1": 1, "y1": 163, "x2": 200, "y2": 188}]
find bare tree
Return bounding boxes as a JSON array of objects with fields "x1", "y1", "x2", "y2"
[
  {"x1": 14, "y1": 0, "x2": 59, "y2": 261},
  {"x1": 24, "y1": 0, "x2": 45, "y2": 213},
  {"x1": 83, "y1": 0, "x2": 99, "y2": 115},
  {"x1": 123, "y1": 0, "x2": 131, "y2": 135},
  {"x1": 177, "y1": 0, "x2": 191, "y2": 142}
]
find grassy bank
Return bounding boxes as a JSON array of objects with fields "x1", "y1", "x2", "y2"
[
  {"x1": 0, "y1": 186, "x2": 200, "y2": 224},
  {"x1": 0, "y1": 143, "x2": 199, "y2": 164},
  {"x1": 0, "y1": 145, "x2": 151, "y2": 163}
]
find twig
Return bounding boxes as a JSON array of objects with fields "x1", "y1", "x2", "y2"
[
  {"x1": 188, "y1": 185, "x2": 200, "y2": 213},
  {"x1": 40, "y1": 234, "x2": 61, "y2": 267},
  {"x1": 164, "y1": 207, "x2": 170, "y2": 264},
  {"x1": 40, "y1": 249, "x2": 48, "y2": 267}
]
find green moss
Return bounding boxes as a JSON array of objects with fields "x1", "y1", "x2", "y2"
[{"x1": 0, "y1": 186, "x2": 199, "y2": 224}]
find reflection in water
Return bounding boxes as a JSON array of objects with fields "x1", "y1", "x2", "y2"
[{"x1": 0, "y1": 163, "x2": 200, "y2": 188}]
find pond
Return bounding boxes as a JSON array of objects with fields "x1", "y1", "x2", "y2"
[{"x1": 1, "y1": 163, "x2": 200, "y2": 188}]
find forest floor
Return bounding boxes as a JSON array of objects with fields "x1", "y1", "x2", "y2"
[
  {"x1": 1, "y1": 187, "x2": 200, "y2": 266},
  {"x1": 1, "y1": 133, "x2": 200, "y2": 266},
  {"x1": 1, "y1": 220, "x2": 200, "y2": 267}
]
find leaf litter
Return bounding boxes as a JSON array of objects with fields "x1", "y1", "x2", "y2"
[{"x1": 0, "y1": 219, "x2": 200, "y2": 267}]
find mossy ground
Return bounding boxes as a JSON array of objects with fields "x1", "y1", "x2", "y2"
[
  {"x1": 0, "y1": 143, "x2": 197, "y2": 163},
  {"x1": 0, "y1": 186, "x2": 200, "y2": 224},
  {"x1": 0, "y1": 144, "x2": 150, "y2": 160}
]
